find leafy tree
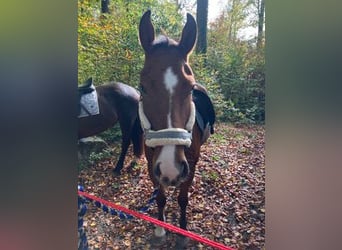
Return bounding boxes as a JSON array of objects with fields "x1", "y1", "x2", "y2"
[
  {"x1": 205, "y1": 0, "x2": 265, "y2": 123},
  {"x1": 78, "y1": 0, "x2": 265, "y2": 124},
  {"x1": 78, "y1": 0, "x2": 182, "y2": 86}
]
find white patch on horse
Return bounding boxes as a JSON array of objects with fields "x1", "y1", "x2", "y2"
[
  {"x1": 164, "y1": 67, "x2": 178, "y2": 96},
  {"x1": 156, "y1": 145, "x2": 179, "y2": 184},
  {"x1": 154, "y1": 214, "x2": 166, "y2": 237},
  {"x1": 167, "y1": 113, "x2": 172, "y2": 128},
  {"x1": 154, "y1": 226, "x2": 166, "y2": 237},
  {"x1": 156, "y1": 67, "x2": 179, "y2": 187},
  {"x1": 163, "y1": 67, "x2": 178, "y2": 128}
]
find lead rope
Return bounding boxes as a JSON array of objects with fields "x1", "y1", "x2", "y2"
[
  {"x1": 78, "y1": 186, "x2": 88, "y2": 250},
  {"x1": 77, "y1": 185, "x2": 158, "y2": 250},
  {"x1": 78, "y1": 190, "x2": 235, "y2": 250},
  {"x1": 78, "y1": 185, "x2": 158, "y2": 220}
]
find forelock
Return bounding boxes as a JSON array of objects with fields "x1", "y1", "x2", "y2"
[{"x1": 152, "y1": 35, "x2": 178, "y2": 49}]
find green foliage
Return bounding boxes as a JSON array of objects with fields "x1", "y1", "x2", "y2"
[
  {"x1": 78, "y1": 0, "x2": 182, "y2": 86},
  {"x1": 98, "y1": 125, "x2": 121, "y2": 144},
  {"x1": 78, "y1": 0, "x2": 265, "y2": 124},
  {"x1": 203, "y1": 0, "x2": 265, "y2": 124},
  {"x1": 206, "y1": 36, "x2": 265, "y2": 124},
  {"x1": 88, "y1": 149, "x2": 112, "y2": 165},
  {"x1": 78, "y1": 0, "x2": 141, "y2": 85},
  {"x1": 190, "y1": 53, "x2": 229, "y2": 122},
  {"x1": 78, "y1": 147, "x2": 112, "y2": 171},
  {"x1": 201, "y1": 169, "x2": 220, "y2": 182},
  {"x1": 190, "y1": 41, "x2": 265, "y2": 124}
]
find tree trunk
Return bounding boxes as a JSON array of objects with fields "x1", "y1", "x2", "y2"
[
  {"x1": 101, "y1": 0, "x2": 110, "y2": 14},
  {"x1": 228, "y1": 0, "x2": 238, "y2": 43},
  {"x1": 196, "y1": 0, "x2": 208, "y2": 54},
  {"x1": 257, "y1": 0, "x2": 265, "y2": 48}
]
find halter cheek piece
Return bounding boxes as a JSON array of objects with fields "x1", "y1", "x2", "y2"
[{"x1": 138, "y1": 101, "x2": 196, "y2": 147}]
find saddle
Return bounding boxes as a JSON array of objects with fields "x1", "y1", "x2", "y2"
[{"x1": 78, "y1": 77, "x2": 99, "y2": 117}]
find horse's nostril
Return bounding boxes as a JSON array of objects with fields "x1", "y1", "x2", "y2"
[
  {"x1": 154, "y1": 163, "x2": 161, "y2": 177},
  {"x1": 180, "y1": 161, "x2": 189, "y2": 179}
]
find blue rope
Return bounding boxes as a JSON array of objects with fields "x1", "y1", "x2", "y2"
[
  {"x1": 77, "y1": 185, "x2": 158, "y2": 249},
  {"x1": 77, "y1": 185, "x2": 158, "y2": 220},
  {"x1": 78, "y1": 195, "x2": 88, "y2": 250}
]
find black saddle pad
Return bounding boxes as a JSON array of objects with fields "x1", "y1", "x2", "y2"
[{"x1": 192, "y1": 87, "x2": 216, "y2": 135}]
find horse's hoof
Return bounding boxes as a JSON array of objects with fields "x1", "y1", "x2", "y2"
[
  {"x1": 174, "y1": 235, "x2": 189, "y2": 249},
  {"x1": 149, "y1": 234, "x2": 167, "y2": 247}
]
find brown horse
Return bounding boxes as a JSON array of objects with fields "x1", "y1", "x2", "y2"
[
  {"x1": 138, "y1": 11, "x2": 215, "y2": 247},
  {"x1": 78, "y1": 79, "x2": 144, "y2": 175}
]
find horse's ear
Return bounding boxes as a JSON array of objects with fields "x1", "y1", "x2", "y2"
[
  {"x1": 139, "y1": 10, "x2": 155, "y2": 53},
  {"x1": 179, "y1": 13, "x2": 197, "y2": 56}
]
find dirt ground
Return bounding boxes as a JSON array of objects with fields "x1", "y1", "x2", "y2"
[{"x1": 78, "y1": 123, "x2": 265, "y2": 249}]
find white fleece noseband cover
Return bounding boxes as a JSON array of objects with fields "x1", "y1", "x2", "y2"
[{"x1": 138, "y1": 101, "x2": 195, "y2": 147}]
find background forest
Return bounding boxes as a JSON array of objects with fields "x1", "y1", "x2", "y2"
[
  {"x1": 78, "y1": 2, "x2": 265, "y2": 248},
  {"x1": 78, "y1": 0, "x2": 265, "y2": 124}
]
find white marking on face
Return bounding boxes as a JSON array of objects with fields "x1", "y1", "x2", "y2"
[
  {"x1": 156, "y1": 67, "x2": 179, "y2": 186},
  {"x1": 167, "y1": 113, "x2": 172, "y2": 128},
  {"x1": 163, "y1": 67, "x2": 178, "y2": 128},
  {"x1": 156, "y1": 145, "x2": 179, "y2": 183},
  {"x1": 163, "y1": 67, "x2": 178, "y2": 96}
]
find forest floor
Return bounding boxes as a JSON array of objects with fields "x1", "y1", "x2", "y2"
[{"x1": 78, "y1": 123, "x2": 265, "y2": 250}]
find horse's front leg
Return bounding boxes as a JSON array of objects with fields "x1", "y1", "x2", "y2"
[
  {"x1": 175, "y1": 184, "x2": 191, "y2": 248},
  {"x1": 178, "y1": 187, "x2": 189, "y2": 230},
  {"x1": 151, "y1": 187, "x2": 167, "y2": 245}
]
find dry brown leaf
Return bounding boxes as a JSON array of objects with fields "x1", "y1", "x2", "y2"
[{"x1": 79, "y1": 123, "x2": 265, "y2": 249}]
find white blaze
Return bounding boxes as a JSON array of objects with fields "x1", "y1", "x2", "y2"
[
  {"x1": 163, "y1": 67, "x2": 178, "y2": 128},
  {"x1": 163, "y1": 67, "x2": 178, "y2": 96},
  {"x1": 157, "y1": 145, "x2": 178, "y2": 181},
  {"x1": 155, "y1": 67, "x2": 179, "y2": 186}
]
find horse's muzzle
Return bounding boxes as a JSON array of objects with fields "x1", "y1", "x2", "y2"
[{"x1": 154, "y1": 160, "x2": 189, "y2": 187}]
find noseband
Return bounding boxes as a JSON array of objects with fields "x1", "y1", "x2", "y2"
[{"x1": 138, "y1": 100, "x2": 196, "y2": 147}]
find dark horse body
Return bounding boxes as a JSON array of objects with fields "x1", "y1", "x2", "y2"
[
  {"x1": 78, "y1": 80, "x2": 144, "y2": 175},
  {"x1": 138, "y1": 11, "x2": 215, "y2": 247}
]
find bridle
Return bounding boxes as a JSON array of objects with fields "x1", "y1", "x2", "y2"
[{"x1": 138, "y1": 96, "x2": 196, "y2": 148}]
